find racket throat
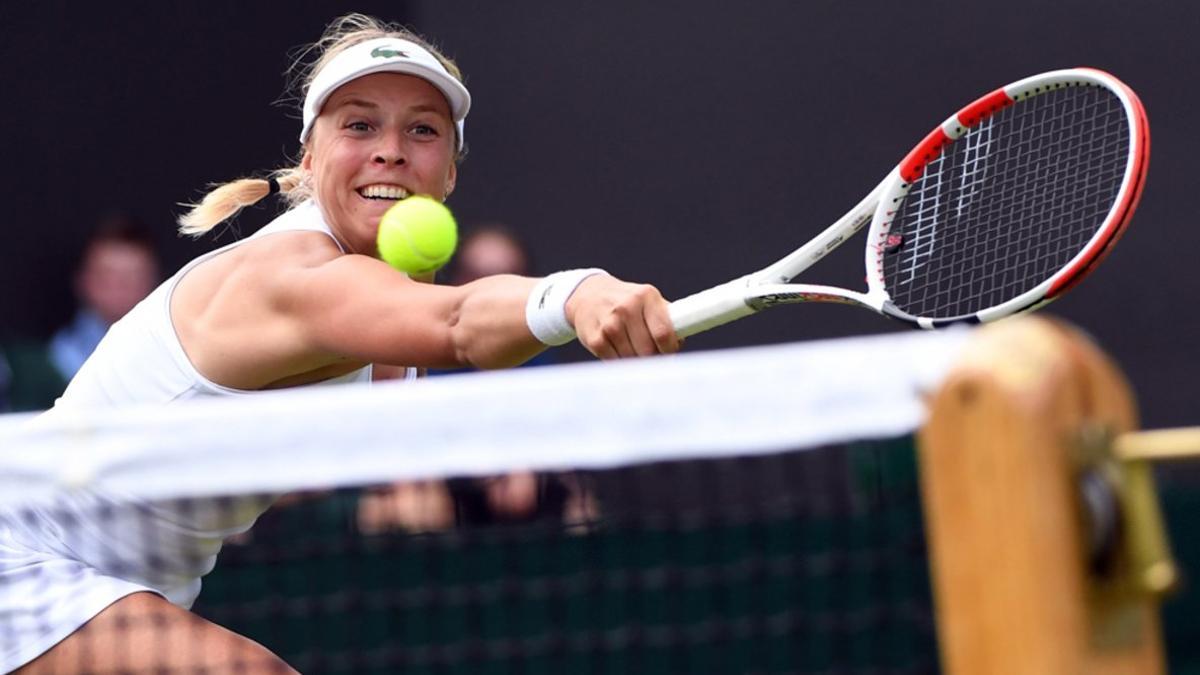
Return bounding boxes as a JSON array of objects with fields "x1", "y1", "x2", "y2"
[{"x1": 747, "y1": 285, "x2": 880, "y2": 312}]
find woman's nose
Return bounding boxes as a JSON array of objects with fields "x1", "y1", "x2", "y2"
[{"x1": 372, "y1": 138, "x2": 406, "y2": 166}]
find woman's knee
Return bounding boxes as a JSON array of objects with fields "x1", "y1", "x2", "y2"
[{"x1": 16, "y1": 591, "x2": 297, "y2": 674}]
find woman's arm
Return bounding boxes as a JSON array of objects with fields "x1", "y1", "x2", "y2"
[
  {"x1": 284, "y1": 251, "x2": 679, "y2": 370},
  {"x1": 174, "y1": 231, "x2": 679, "y2": 389}
]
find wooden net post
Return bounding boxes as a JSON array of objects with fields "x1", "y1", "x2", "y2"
[{"x1": 919, "y1": 317, "x2": 1168, "y2": 675}]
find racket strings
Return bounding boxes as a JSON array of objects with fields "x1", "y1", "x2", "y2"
[{"x1": 884, "y1": 86, "x2": 1129, "y2": 319}]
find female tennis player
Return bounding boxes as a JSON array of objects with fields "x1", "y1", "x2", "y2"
[{"x1": 2, "y1": 13, "x2": 678, "y2": 674}]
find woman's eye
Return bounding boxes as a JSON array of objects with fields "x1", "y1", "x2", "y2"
[
  {"x1": 411, "y1": 124, "x2": 438, "y2": 137},
  {"x1": 346, "y1": 121, "x2": 371, "y2": 132}
]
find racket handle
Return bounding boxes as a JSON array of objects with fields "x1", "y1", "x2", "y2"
[{"x1": 669, "y1": 280, "x2": 756, "y2": 339}]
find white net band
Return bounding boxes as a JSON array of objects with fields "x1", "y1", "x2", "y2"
[{"x1": 0, "y1": 329, "x2": 968, "y2": 507}]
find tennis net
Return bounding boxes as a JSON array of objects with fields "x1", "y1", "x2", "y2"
[{"x1": 0, "y1": 330, "x2": 969, "y2": 674}]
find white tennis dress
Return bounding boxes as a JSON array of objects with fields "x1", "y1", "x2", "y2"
[{"x1": 0, "y1": 201, "x2": 408, "y2": 671}]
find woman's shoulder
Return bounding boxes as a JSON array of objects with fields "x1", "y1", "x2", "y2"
[
  {"x1": 231, "y1": 227, "x2": 344, "y2": 273},
  {"x1": 235, "y1": 202, "x2": 345, "y2": 269},
  {"x1": 255, "y1": 201, "x2": 329, "y2": 236},
  {"x1": 182, "y1": 212, "x2": 344, "y2": 293}
]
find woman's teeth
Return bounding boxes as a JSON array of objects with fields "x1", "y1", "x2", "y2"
[{"x1": 358, "y1": 185, "x2": 410, "y2": 200}]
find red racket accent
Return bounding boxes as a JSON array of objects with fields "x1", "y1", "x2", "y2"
[
  {"x1": 1046, "y1": 84, "x2": 1149, "y2": 299},
  {"x1": 898, "y1": 127, "x2": 950, "y2": 183},
  {"x1": 955, "y1": 88, "x2": 1014, "y2": 128},
  {"x1": 898, "y1": 88, "x2": 1014, "y2": 184}
]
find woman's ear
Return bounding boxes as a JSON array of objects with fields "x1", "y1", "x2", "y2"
[{"x1": 443, "y1": 163, "x2": 457, "y2": 200}]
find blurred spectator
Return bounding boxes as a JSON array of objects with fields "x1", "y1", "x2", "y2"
[
  {"x1": 446, "y1": 223, "x2": 532, "y2": 285},
  {"x1": 0, "y1": 215, "x2": 160, "y2": 413},
  {"x1": 356, "y1": 473, "x2": 598, "y2": 534},
  {"x1": 48, "y1": 215, "x2": 160, "y2": 381},
  {"x1": 446, "y1": 473, "x2": 597, "y2": 528},
  {"x1": 357, "y1": 481, "x2": 456, "y2": 534}
]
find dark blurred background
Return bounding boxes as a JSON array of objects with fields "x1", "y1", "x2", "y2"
[{"x1": 0, "y1": 1, "x2": 1194, "y2": 427}]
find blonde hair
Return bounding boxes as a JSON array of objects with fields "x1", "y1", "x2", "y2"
[{"x1": 178, "y1": 14, "x2": 465, "y2": 237}]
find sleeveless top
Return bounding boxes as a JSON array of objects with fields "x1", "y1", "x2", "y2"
[{"x1": 4, "y1": 201, "x2": 409, "y2": 610}]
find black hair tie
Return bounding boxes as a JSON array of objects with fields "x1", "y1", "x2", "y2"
[{"x1": 266, "y1": 177, "x2": 281, "y2": 195}]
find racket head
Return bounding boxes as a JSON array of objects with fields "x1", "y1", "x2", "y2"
[{"x1": 863, "y1": 68, "x2": 1149, "y2": 328}]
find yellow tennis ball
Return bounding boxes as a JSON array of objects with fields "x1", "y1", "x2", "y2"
[{"x1": 376, "y1": 196, "x2": 458, "y2": 275}]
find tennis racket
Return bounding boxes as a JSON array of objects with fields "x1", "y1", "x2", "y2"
[{"x1": 668, "y1": 67, "x2": 1149, "y2": 336}]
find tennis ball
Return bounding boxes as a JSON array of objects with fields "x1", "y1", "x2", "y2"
[{"x1": 377, "y1": 196, "x2": 458, "y2": 275}]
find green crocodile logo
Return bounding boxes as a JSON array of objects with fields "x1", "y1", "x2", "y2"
[{"x1": 371, "y1": 46, "x2": 409, "y2": 59}]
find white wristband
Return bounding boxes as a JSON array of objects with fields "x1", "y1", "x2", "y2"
[{"x1": 525, "y1": 268, "x2": 607, "y2": 346}]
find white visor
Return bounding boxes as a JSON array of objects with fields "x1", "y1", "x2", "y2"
[{"x1": 300, "y1": 37, "x2": 470, "y2": 151}]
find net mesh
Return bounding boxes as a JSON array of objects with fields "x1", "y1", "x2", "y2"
[
  {"x1": 883, "y1": 84, "x2": 1130, "y2": 319},
  {"x1": 0, "y1": 332, "x2": 965, "y2": 674},
  {"x1": 189, "y1": 441, "x2": 935, "y2": 674}
]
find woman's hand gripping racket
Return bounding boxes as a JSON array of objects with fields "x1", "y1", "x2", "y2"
[{"x1": 669, "y1": 68, "x2": 1149, "y2": 336}]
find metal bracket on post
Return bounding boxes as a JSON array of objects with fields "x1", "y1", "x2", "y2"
[{"x1": 1074, "y1": 423, "x2": 1179, "y2": 650}]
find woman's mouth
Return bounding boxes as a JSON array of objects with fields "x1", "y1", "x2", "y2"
[{"x1": 357, "y1": 184, "x2": 410, "y2": 201}]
